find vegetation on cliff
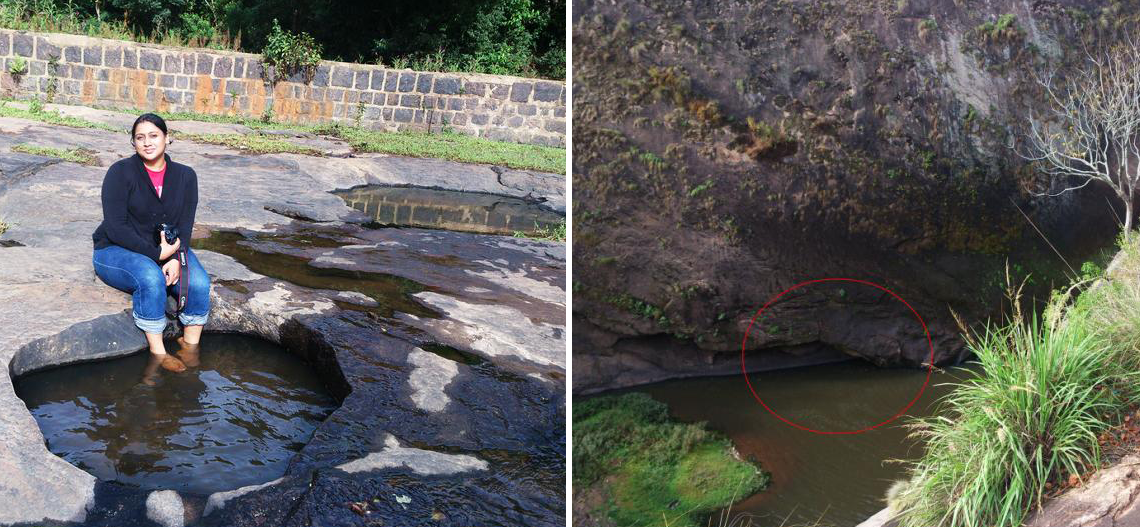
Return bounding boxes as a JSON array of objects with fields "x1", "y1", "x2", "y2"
[
  {"x1": 574, "y1": 392, "x2": 768, "y2": 527},
  {"x1": 889, "y1": 239, "x2": 1140, "y2": 527}
]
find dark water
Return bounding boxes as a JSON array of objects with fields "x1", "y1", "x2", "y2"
[
  {"x1": 334, "y1": 186, "x2": 564, "y2": 235},
  {"x1": 633, "y1": 359, "x2": 980, "y2": 526},
  {"x1": 14, "y1": 333, "x2": 338, "y2": 496}
]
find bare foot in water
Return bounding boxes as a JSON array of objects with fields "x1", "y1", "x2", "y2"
[
  {"x1": 175, "y1": 336, "x2": 200, "y2": 368},
  {"x1": 158, "y1": 353, "x2": 186, "y2": 372}
]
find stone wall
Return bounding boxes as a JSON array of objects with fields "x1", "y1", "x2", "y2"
[{"x1": 0, "y1": 30, "x2": 565, "y2": 147}]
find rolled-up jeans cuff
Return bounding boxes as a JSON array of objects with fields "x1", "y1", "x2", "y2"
[
  {"x1": 133, "y1": 312, "x2": 167, "y2": 334},
  {"x1": 179, "y1": 312, "x2": 209, "y2": 326}
]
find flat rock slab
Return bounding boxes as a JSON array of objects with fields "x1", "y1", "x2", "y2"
[{"x1": 0, "y1": 107, "x2": 565, "y2": 526}]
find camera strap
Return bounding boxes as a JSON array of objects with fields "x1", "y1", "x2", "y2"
[{"x1": 176, "y1": 248, "x2": 188, "y2": 312}]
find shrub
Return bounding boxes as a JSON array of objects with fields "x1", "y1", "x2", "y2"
[{"x1": 261, "y1": 19, "x2": 322, "y2": 83}]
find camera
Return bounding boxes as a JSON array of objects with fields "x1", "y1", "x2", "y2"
[{"x1": 156, "y1": 223, "x2": 180, "y2": 245}]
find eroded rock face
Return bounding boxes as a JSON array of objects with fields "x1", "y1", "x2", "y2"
[
  {"x1": 572, "y1": 0, "x2": 1124, "y2": 393},
  {"x1": 0, "y1": 107, "x2": 564, "y2": 526}
]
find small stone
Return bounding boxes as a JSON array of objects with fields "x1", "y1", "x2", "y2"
[
  {"x1": 1068, "y1": 474, "x2": 1080, "y2": 487},
  {"x1": 146, "y1": 490, "x2": 185, "y2": 527},
  {"x1": 431, "y1": 510, "x2": 445, "y2": 521}
]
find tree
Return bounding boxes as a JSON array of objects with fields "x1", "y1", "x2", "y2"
[{"x1": 1021, "y1": 37, "x2": 1140, "y2": 239}]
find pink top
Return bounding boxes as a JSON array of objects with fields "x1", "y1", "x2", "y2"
[{"x1": 145, "y1": 165, "x2": 166, "y2": 197}]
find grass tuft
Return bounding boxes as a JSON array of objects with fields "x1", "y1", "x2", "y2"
[
  {"x1": 891, "y1": 253, "x2": 1140, "y2": 527},
  {"x1": 10, "y1": 143, "x2": 97, "y2": 165}
]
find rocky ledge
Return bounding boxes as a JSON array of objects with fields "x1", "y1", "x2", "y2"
[{"x1": 0, "y1": 106, "x2": 565, "y2": 526}]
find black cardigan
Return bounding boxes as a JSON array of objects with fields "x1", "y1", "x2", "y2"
[{"x1": 92, "y1": 153, "x2": 198, "y2": 263}]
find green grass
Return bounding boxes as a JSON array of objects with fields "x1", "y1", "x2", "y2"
[
  {"x1": 574, "y1": 393, "x2": 768, "y2": 527},
  {"x1": 10, "y1": 143, "x2": 97, "y2": 165},
  {"x1": 0, "y1": 101, "x2": 119, "y2": 132},
  {"x1": 177, "y1": 132, "x2": 324, "y2": 156},
  {"x1": 890, "y1": 252, "x2": 1140, "y2": 527},
  {"x1": 314, "y1": 123, "x2": 565, "y2": 174},
  {"x1": 513, "y1": 220, "x2": 566, "y2": 242}
]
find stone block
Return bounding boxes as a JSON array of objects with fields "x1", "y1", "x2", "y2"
[
  {"x1": 382, "y1": 107, "x2": 393, "y2": 120},
  {"x1": 226, "y1": 79, "x2": 245, "y2": 95},
  {"x1": 363, "y1": 105, "x2": 380, "y2": 120},
  {"x1": 544, "y1": 119, "x2": 565, "y2": 133},
  {"x1": 213, "y1": 57, "x2": 232, "y2": 78},
  {"x1": 490, "y1": 84, "x2": 508, "y2": 99},
  {"x1": 509, "y1": 82, "x2": 532, "y2": 103},
  {"x1": 64, "y1": 79, "x2": 80, "y2": 95},
  {"x1": 471, "y1": 113, "x2": 489, "y2": 125},
  {"x1": 398, "y1": 72, "x2": 415, "y2": 92},
  {"x1": 555, "y1": 106, "x2": 565, "y2": 118},
  {"x1": 312, "y1": 64, "x2": 330, "y2": 86},
  {"x1": 354, "y1": 70, "x2": 369, "y2": 90},
  {"x1": 386, "y1": 93, "x2": 399, "y2": 105},
  {"x1": 82, "y1": 46, "x2": 101, "y2": 66},
  {"x1": 393, "y1": 107, "x2": 413, "y2": 122},
  {"x1": 371, "y1": 70, "x2": 385, "y2": 90},
  {"x1": 328, "y1": 88, "x2": 344, "y2": 101},
  {"x1": 163, "y1": 88, "x2": 180, "y2": 103},
  {"x1": 176, "y1": 76, "x2": 188, "y2": 89},
  {"x1": 533, "y1": 81, "x2": 560, "y2": 102},
  {"x1": 105, "y1": 48, "x2": 122, "y2": 68},
  {"x1": 161, "y1": 54, "x2": 177, "y2": 73},
  {"x1": 97, "y1": 82, "x2": 112, "y2": 98},
  {"x1": 414, "y1": 109, "x2": 424, "y2": 123},
  {"x1": 518, "y1": 104, "x2": 536, "y2": 116},
  {"x1": 416, "y1": 73, "x2": 433, "y2": 93},
  {"x1": 63, "y1": 46, "x2": 80, "y2": 63},
  {"x1": 180, "y1": 52, "x2": 194, "y2": 74},
  {"x1": 13, "y1": 33, "x2": 32, "y2": 57},
  {"x1": 466, "y1": 98, "x2": 479, "y2": 110},
  {"x1": 345, "y1": 90, "x2": 359, "y2": 104},
  {"x1": 139, "y1": 50, "x2": 161, "y2": 71},
  {"x1": 422, "y1": 95, "x2": 435, "y2": 108},
  {"x1": 159, "y1": 74, "x2": 175, "y2": 88},
  {"x1": 35, "y1": 38, "x2": 59, "y2": 60},
  {"x1": 69, "y1": 65, "x2": 86, "y2": 79},
  {"x1": 384, "y1": 72, "x2": 398, "y2": 91},
  {"x1": 360, "y1": 92, "x2": 372, "y2": 104},
  {"x1": 123, "y1": 49, "x2": 137, "y2": 68},
  {"x1": 97, "y1": 68, "x2": 108, "y2": 81},
  {"x1": 507, "y1": 116, "x2": 524, "y2": 127},
  {"x1": 331, "y1": 67, "x2": 353, "y2": 87},
  {"x1": 448, "y1": 98, "x2": 463, "y2": 111},
  {"x1": 434, "y1": 76, "x2": 460, "y2": 94},
  {"x1": 28, "y1": 60, "x2": 43, "y2": 76},
  {"x1": 463, "y1": 82, "x2": 485, "y2": 97},
  {"x1": 311, "y1": 87, "x2": 325, "y2": 100},
  {"x1": 246, "y1": 59, "x2": 264, "y2": 79},
  {"x1": 0, "y1": 33, "x2": 10, "y2": 56},
  {"x1": 451, "y1": 113, "x2": 467, "y2": 126},
  {"x1": 233, "y1": 57, "x2": 245, "y2": 77},
  {"x1": 196, "y1": 53, "x2": 212, "y2": 75},
  {"x1": 400, "y1": 94, "x2": 421, "y2": 107}
]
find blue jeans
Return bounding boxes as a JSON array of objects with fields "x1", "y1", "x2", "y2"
[{"x1": 93, "y1": 245, "x2": 211, "y2": 334}]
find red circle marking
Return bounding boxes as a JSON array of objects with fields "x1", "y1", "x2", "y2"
[{"x1": 740, "y1": 278, "x2": 934, "y2": 435}]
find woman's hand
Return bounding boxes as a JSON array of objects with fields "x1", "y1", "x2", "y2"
[
  {"x1": 162, "y1": 258, "x2": 180, "y2": 286},
  {"x1": 159, "y1": 232, "x2": 181, "y2": 260}
]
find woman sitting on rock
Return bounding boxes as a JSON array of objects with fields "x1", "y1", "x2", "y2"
[{"x1": 92, "y1": 113, "x2": 209, "y2": 372}]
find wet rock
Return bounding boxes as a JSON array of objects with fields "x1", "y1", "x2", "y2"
[
  {"x1": 336, "y1": 434, "x2": 487, "y2": 475},
  {"x1": 1023, "y1": 453, "x2": 1140, "y2": 527},
  {"x1": 145, "y1": 490, "x2": 185, "y2": 527}
]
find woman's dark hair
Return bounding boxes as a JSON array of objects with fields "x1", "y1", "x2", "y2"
[{"x1": 130, "y1": 113, "x2": 168, "y2": 140}]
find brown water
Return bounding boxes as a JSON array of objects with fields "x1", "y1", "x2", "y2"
[
  {"x1": 14, "y1": 333, "x2": 338, "y2": 496},
  {"x1": 634, "y1": 359, "x2": 979, "y2": 526},
  {"x1": 334, "y1": 185, "x2": 564, "y2": 235}
]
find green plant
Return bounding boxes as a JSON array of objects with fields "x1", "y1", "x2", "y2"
[
  {"x1": 10, "y1": 143, "x2": 96, "y2": 165},
  {"x1": 574, "y1": 393, "x2": 768, "y2": 527},
  {"x1": 892, "y1": 277, "x2": 1140, "y2": 527},
  {"x1": 8, "y1": 57, "x2": 26, "y2": 76},
  {"x1": 261, "y1": 19, "x2": 323, "y2": 83},
  {"x1": 28, "y1": 97, "x2": 43, "y2": 114},
  {"x1": 260, "y1": 100, "x2": 274, "y2": 124},
  {"x1": 689, "y1": 178, "x2": 714, "y2": 198},
  {"x1": 44, "y1": 56, "x2": 59, "y2": 103}
]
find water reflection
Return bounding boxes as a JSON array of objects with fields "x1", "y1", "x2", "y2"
[
  {"x1": 334, "y1": 186, "x2": 564, "y2": 235},
  {"x1": 14, "y1": 333, "x2": 338, "y2": 495}
]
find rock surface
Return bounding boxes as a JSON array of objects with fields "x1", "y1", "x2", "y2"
[
  {"x1": 572, "y1": 0, "x2": 1123, "y2": 393},
  {"x1": 0, "y1": 105, "x2": 565, "y2": 525},
  {"x1": 145, "y1": 490, "x2": 185, "y2": 527}
]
